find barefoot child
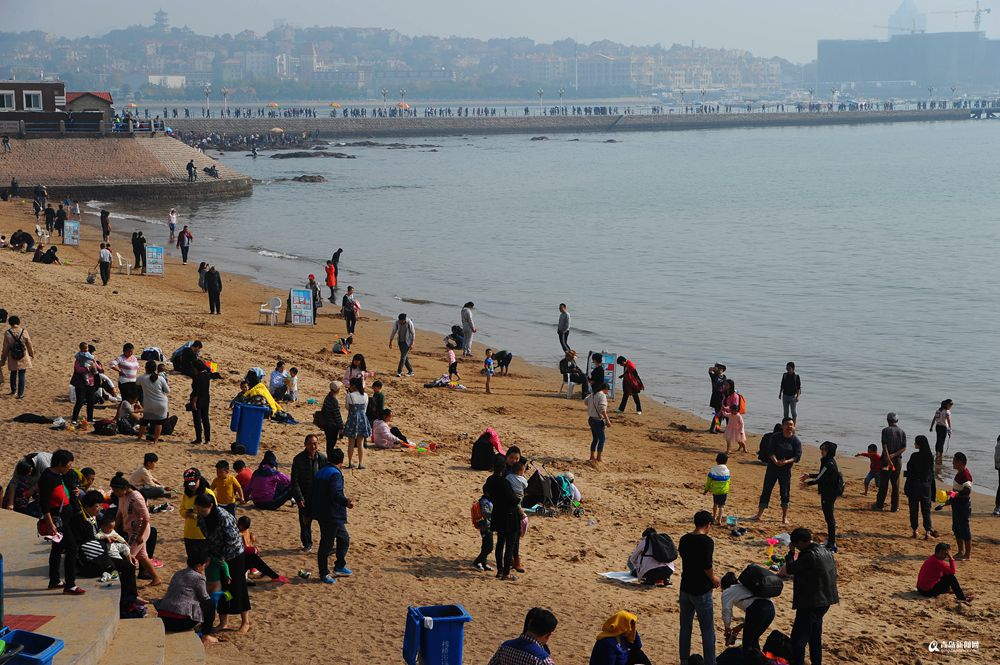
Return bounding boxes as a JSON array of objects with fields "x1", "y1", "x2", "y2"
[
  {"x1": 447, "y1": 347, "x2": 460, "y2": 382},
  {"x1": 939, "y1": 452, "x2": 973, "y2": 560},
  {"x1": 704, "y1": 453, "x2": 731, "y2": 525},
  {"x1": 237, "y1": 516, "x2": 289, "y2": 584},
  {"x1": 484, "y1": 348, "x2": 495, "y2": 394},
  {"x1": 855, "y1": 444, "x2": 881, "y2": 495}
]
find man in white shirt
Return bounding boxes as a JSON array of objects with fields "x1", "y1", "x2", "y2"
[
  {"x1": 98, "y1": 243, "x2": 113, "y2": 286},
  {"x1": 269, "y1": 360, "x2": 289, "y2": 400}
]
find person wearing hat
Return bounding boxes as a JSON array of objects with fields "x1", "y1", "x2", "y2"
[
  {"x1": 589, "y1": 610, "x2": 650, "y2": 665},
  {"x1": 559, "y1": 349, "x2": 590, "y2": 398},
  {"x1": 321, "y1": 380, "x2": 345, "y2": 459},
  {"x1": 180, "y1": 468, "x2": 216, "y2": 559},
  {"x1": 874, "y1": 413, "x2": 907, "y2": 512}
]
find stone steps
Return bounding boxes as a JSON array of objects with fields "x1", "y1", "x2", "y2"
[
  {"x1": 97, "y1": 618, "x2": 166, "y2": 665},
  {"x1": 163, "y1": 631, "x2": 207, "y2": 665}
]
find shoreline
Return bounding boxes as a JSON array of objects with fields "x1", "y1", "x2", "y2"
[{"x1": 1, "y1": 196, "x2": 997, "y2": 664}]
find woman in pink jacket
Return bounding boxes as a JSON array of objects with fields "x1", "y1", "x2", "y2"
[{"x1": 112, "y1": 472, "x2": 160, "y2": 585}]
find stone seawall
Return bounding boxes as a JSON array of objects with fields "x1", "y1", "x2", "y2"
[{"x1": 167, "y1": 109, "x2": 967, "y2": 139}]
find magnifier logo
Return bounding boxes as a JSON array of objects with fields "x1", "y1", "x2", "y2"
[{"x1": 928, "y1": 641, "x2": 940, "y2": 653}]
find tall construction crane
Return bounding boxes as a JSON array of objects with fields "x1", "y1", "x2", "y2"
[
  {"x1": 873, "y1": 23, "x2": 926, "y2": 34},
  {"x1": 930, "y1": 0, "x2": 992, "y2": 32}
]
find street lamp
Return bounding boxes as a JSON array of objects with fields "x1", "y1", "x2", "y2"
[
  {"x1": 399, "y1": 88, "x2": 407, "y2": 103},
  {"x1": 203, "y1": 84, "x2": 211, "y2": 115},
  {"x1": 380, "y1": 88, "x2": 389, "y2": 107},
  {"x1": 558, "y1": 87, "x2": 565, "y2": 108},
  {"x1": 221, "y1": 87, "x2": 230, "y2": 115},
  {"x1": 537, "y1": 88, "x2": 544, "y2": 114}
]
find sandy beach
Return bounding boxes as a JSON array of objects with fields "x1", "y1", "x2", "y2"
[{"x1": 0, "y1": 196, "x2": 996, "y2": 664}]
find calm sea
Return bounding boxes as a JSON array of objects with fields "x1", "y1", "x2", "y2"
[{"x1": 98, "y1": 119, "x2": 1000, "y2": 490}]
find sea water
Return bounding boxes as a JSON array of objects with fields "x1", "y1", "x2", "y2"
[{"x1": 101, "y1": 119, "x2": 1000, "y2": 490}]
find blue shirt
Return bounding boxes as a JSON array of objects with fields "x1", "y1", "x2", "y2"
[{"x1": 310, "y1": 465, "x2": 348, "y2": 523}]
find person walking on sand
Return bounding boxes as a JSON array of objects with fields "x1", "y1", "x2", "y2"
[
  {"x1": 389, "y1": 313, "x2": 415, "y2": 377},
  {"x1": 176, "y1": 225, "x2": 193, "y2": 265},
  {"x1": 721, "y1": 380, "x2": 747, "y2": 454},
  {"x1": 905, "y1": 435, "x2": 938, "y2": 540},
  {"x1": 341, "y1": 286, "x2": 358, "y2": 335},
  {"x1": 168, "y1": 208, "x2": 178, "y2": 242},
  {"x1": 677, "y1": 510, "x2": 719, "y2": 665},
  {"x1": 97, "y1": 243, "x2": 113, "y2": 286},
  {"x1": 930, "y1": 399, "x2": 952, "y2": 461},
  {"x1": 874, "y1": 412, "x2": 906, "y2": 512},
  {"x1": 205, "y1": 266, "x2": 222, "y2": 315},
  {"x1": 131, "y1": 231, "x2": 146, "y2": 274},
  {"x1": 586, "y1": 382, "x2": 611, "y2": 463},
  {"x1": 779, "y1": 362, "x2": 801, "y2": 423},
  {"x1": 100, "y1": 209, "x2": 112, "y2": 243},
  {"x1": 343, "y1": 377, "x2": 371, "y2": 469},
  {"x1": 320, "y1": 381, "x2": 345, "y2": 459},
  {"x1": 785, "y1": 527, "x2": 839, "y2": 665},
  {"x1": 616, "y1": 356, "x2": 644, "y2": 415},
  {"x1": 312, "y1": 448, "x2": 354, "y2": 584},
  {"x1": 557, "y1": 303, "x2": 571, "y2": 353},
  {"x1": 1, "y1": 315, "x2": 34, "y2": 399},
  {"x1": 802, "y1": 441, "x2": 842, "y2": 552},
  {"x1": 754, "y1": 418, "x2": 802, "y2": 524},
  {"x1": 461, "y1": 302, "x2": 477, "y2": 357}
]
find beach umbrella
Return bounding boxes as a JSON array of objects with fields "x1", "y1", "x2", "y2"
[
  {"x1": 397, "y1": 102, "x2": 410, "y2": 110},
  {"x1": 126, "y1": 103, "x2": 138, "y2": 108},
  {"x1": 328, "y1": 102, "x2": 342, "y2": 108},
  {"x1": 270, "y1": 127, "x2": 285, "y2": 133},
  {"x1": 267, "y1": 102, "x2": 280, "y2": 108}
]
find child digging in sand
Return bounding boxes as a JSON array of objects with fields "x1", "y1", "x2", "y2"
[
  {"x1": 855, "y1": 444, "x2": 881, "y2": 495},
  {"x1": 704, "y1": 453, "x2": 731, "y2": 525}
]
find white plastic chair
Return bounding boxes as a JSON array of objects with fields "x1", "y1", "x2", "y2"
[
  {"x1": 258, "y1": 296, "x2": 282, "y2": 325},
  {"x1": 35, "y1": 224, "x2": 50, "y2": 243},
  {"x1": 116, "y1": 252, "x2": 132, "y2": 275}
]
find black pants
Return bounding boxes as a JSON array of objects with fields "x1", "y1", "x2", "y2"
[
  {"x1": 317, "y1": 519, "x2": 350, "y2": 577},
  {"x1": 790, "y1": 606, "x2": 828, "y2": 665},
  {"x1": 324, "y1": 427, "x2": 341, "y2": 460},
  {"x1": 132, "y1": 251, "x2": 144, "y2": 272},
  {"x1": 192, "y1": 402, "x2": 211, "y2": 442},
  {"x1": 245, "y1": 551, "x2": 279, "y2": 579},
  {"x1": 161, "y1": 598, "x2": 216, "y2": 635},
  {"x1": 180, "y1": 245, "x2": 190, "y2": 263},
  {"x1": 219, "y1": 554, "x2": 250, "y2": 616},
  {"x1": 344, "y1": 311, "x2": 357, "y2": 334},
  {"x1": 113, "y1": 555, "x2": 139, "y2": 606},
  {"x1": 49, "y1": 514, "x2": 77, "y2": 587},
  {"x1": 618, "y1": 392, "x2": 641, "y2": 413},
  {"x1": 298, "y1": 504, "x2": 315, "y2": 550},
  {"x1": 908, "y1": 490, "x2": 933, "y2": 531},
  {"x1": 495, "y1": 514, "x2": 521, "y2": 576},
  {"x1": 72, "y1": 383, "x2": 96, "y2": 423},
  {"x1": 99, "y1": 261, "x2": 111, "y2": 285},
  {"x1": 759, "y1": 464, "x2": 792, "y2": 509},
  {"x1": 743, "y1": 599, "x2": 776, "y2": 655},
  {"x1": 935, "y1": 425, "x2": 948, "y2": 455},
  {"x1": 9, "y1": 369, "x2": 25, "y2": 397},
  {"x1": 919, "y1": 574, "x2": 966, "y2": 600},
  {"x1": 875, "y1": 466, "x2": 901, "y2": 511},
  {"x1": 996, "y1": 470, "x2": 1000, "y2": 510},
  {"x1": 474, "y1": 526, "x2": 493, "y2": 566},
  {"x1": 183, "y1": 538, "x2": 207, "y2": 560},
  {"x1": 557, "y1": 331, "x2": 570, "y2": 353},
  {"x1": 208, "y1": 290, "x2": 221, "y2": 314},
  {"x1": 821, "y1": 497, "x2": 837, "y2": 546}
]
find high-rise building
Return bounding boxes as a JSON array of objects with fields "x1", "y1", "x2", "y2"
[{"x1": 888, "y1": 0, "x2": 927, "y2": 37}]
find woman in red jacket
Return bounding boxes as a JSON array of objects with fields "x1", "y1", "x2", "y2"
[
  {"x1": 917, "y1": 543, "x2": 973, "y2": 602},
  {"x1": 616, "y1": 356, "x2": 644, "y2": 415}
]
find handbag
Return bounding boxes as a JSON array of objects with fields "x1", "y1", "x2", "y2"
[{"x1": 312, "y1": 410, "x2": 327, "y2": 428}]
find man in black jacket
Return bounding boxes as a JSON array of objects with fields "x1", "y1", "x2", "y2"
[
  {"x1": 131, "y1": 231, "x2": 146, "y2": 273},
  {"x1": 754, "y1": 418, "x2": 803, "y2": 524},
  {"x1": 785, "y1": 527, "x2": 839, "y2": 665},
  {"x1": 205, "y1": 266, "x2": 223, "y2": 315},
  {"x1": 38, "y1": 449, "x2": 85, "y2": 595},
  {"x1": 321, "y1": 381, "x2": 344, "y2": 459},
  {"x1": 290, "y1": 434, "x2": 327, "y2": 553}
]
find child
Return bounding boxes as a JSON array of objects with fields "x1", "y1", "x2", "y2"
[
  {"x1": 332, "y1": 336, "x2": 352, "y2": 355},
  {"x1": 285, "y1": 367, "x2": 299, "y2": 402},
  {"x1": 855, "y1": 444, "x2": 881, "y2": 495},
  {"x1": 98, "y1": 511, "x2": 132, "y2": 562},
  {"x1": 472, "y1": 493, "x2": 494, "y2": 572},
  {"x1": 233, "y1": 460, "x2": 251, "y2": 492},
  {"x1": 205, "y1": 556, "x2": 231, "y2": 594},
  {"x1": 210, "y1": 460, "x2": 243, "y2": 516},
  {"x1": 939, "y1": 452, "x2": 973, "y2": 560},
  {"x1": 483, "y1": 348, "x2": 495, "y2": 394},
  {"x1": 237, "y1": 516, "x2": 289, "y2": 584},
  {"x1": 704, "y1": 453, "x2": 731, "y2": 525},
  {"x1": 367, "y1": 380, "x2": 385, "y2": 424},
  {"x1": 447, "y1": 347, "x2": 460, "y2": 381}
]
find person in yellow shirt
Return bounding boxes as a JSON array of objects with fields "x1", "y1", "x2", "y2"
[
  {"x1": 180, "y1": 467, "x2": 216, "y2": 558},
  {"x1": 211, "y1": 460, "x2": 244, "y2": 516}
]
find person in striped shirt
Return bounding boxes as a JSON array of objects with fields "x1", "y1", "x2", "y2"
[
  {"x1": 111, "y1": 343, "x2": 141, "y2": 402},
  {"x1": 488, "y1": 608, "x2": 558, "y2": 665}
]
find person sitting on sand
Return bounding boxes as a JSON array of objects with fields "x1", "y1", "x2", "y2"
[
  {"x1": 39, "y1": 245, "x2": 61, "y2": 264},
  {"x1": 245, "y1": 451, "x2": 293, "y2": 510},
  {"x1": 371, "y1": 409, "x2": 409, "y2": 449},
  {"x1": 130, "y1": 452, "x2": 172, "y2": 500},
  {"x1": 237, "y1": 516, "x2": 289, "y2": 585},
  {"x1": 155, "y1": 551, "x2": 219, "y2": 645},
  {"x1": 488, "y1": 607, "x2": 557, "y2": 665},
  {"x1": 917, "y1": 542, "x2": 973, "y2": 603},
  {"x1": 589, "y1": 610, "x2": 651, "y2": 665},
  {"x1": 627, "y1": 528, "x2": 675, "y2": 586}
]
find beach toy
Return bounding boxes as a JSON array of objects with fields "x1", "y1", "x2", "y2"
[
  {"x1": 726, "y1": 515, "x2": 738, "y2": 527},
  {"x1": 298, "y1": 569, "x2": 311, "y2": 579},
  {"x1": 211, "y1": 590, "x2": 233, "y2": 606},
  {"x1": 766, "y1": 538, "x2": 779, "y2": 561},
  {"x1": 935, "y1": 489, "x2": 948, "y2": 503},
  {"x1": 306, "y1": 398, "x2": 317, "y2": 405}
]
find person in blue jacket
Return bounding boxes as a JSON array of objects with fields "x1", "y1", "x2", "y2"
[
  {"x1": 590, "y1": 610, "x2": 652, "y2": 665},
  {"x1": 311, "y1": 448, "x2": 354, "y2": 584}
]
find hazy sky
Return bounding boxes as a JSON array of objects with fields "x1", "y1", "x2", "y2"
[{"x1": 8, "y1": 0, "x2": 996, "y2": 62}]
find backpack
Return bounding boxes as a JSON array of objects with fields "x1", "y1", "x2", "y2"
[
  {"x1": 645, "y1": 529, "x2": 678, "y2": 563},
  {"x1": 836, "y1": 469, "x2": 845, "y2": 497},
  {"x1": 8, "y1": 330, "x2": 26, "y2": 360},
  {"x1": 140, "y1": 347, "x2": 164, "y2": 362},
  {"x1": 93, "y1": 418, "x2": 118, "y2": 436},
  {"x1": 738, "y1": 564, "x2": 784, "y2": 599},
  {"x1": 470, "y1": 432, "x2": 496, "y2": 470},
  {"x1": 471, "y1": 496, "x2": 492, "y2": 528},
  {"x1": 736, "y1": 393, "x2": 747, "y2": 415},
  {"x1": 763, "y1": 629, "x2": 792, "y2": 660}
]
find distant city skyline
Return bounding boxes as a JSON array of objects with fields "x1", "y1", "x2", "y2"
[{"x1": 6, "y1": 0, "x2": 998, "y2": 63}]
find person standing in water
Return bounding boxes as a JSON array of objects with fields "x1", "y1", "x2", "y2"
[
  {"x1": 168, "y1": 208, "x2": 178, "y2": 242},
  {"x1": 461, "y1": 302, "x2": 477, "y2": 357},
  {"x1": 779, "y1": 362, "x2": 801, "y2": 423},
  {"x1": 929, "y1": 399, "x2": 953, "y2": 461},
  {"x1": 557, "y1": 304, "x2": 571, "y2": 353}
]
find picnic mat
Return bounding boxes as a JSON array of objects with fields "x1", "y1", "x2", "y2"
[
  {"x1": 599, "y1": 571, "x2": 639, "y2": 584},
  {"x1": 3, "y1": 615, "x2": 55, "y2": 632}
]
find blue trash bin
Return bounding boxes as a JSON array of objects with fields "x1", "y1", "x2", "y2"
[
  {"x1": 229, "y1": 402, "x2": 242, "y2": 433},
  {"x1": 0, "y1": 628, "x2": 63, "y2": 665},
  {"x1": 402, "y1": 604, "x2": 472, "y2": 665},
  {"x1": 235, "y1": 404, "x2": 268, "y2": 456}
]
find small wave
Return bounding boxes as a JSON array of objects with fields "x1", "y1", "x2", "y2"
[
  {"x1": 393, "y1": 295, "x2": 459, "y2": 307},
  {"x1": 341, "y1": 184, "x2": 423, "y2": 193},
  {"x1": 253, "y1": 247, "x2": 301, "y2": 260}
]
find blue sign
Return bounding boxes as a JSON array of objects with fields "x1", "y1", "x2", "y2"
[
  {"x1": 62, "y1": 220, "x2": 80, "y2": 246},
  {"x1": 586, "y1": 350, "x2": 617, "y2": 399},
  {"x1": 145, "y1": 245, "x2": 164, "y2": 276},
  {"x1": 289, "y1": 288, "x2": 313, "y2": 326}
]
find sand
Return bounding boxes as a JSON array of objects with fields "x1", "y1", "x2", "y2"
[{"x1": 0, "y1": 197, "x2": 995, "y2": 664}]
